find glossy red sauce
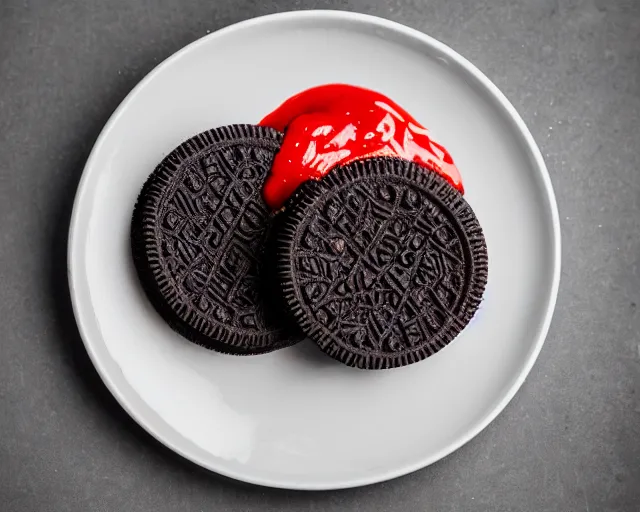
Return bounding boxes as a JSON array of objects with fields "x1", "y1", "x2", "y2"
[{"x1": 259, "y1": 84, "x2": 463, "y2": 210}]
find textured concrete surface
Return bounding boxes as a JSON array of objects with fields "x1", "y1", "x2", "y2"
[{"x1": 1, "y1": 0, "x2": 639, "y2": 510}]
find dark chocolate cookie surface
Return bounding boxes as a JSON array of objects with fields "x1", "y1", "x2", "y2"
[
  {"x1": 277, "y1": 157, "x2": 488, "y2": 369},
  {"x1": 132, "y1": 124, "x2": 303, "y2": 354}
]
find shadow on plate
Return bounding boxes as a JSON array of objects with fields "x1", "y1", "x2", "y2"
[{"x1": 281, "y1": 338, "x2": 341, "y2": 368}]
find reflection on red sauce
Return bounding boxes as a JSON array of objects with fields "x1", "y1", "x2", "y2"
[{"x1": 259, "y1": 84, "x2": 463, "y2": 210}]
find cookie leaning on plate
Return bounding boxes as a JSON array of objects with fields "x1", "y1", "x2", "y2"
[
  {"x1": 275, "y1": 157, "x2": 488, "y2": 369},
  {"x1": 131, "y1": 124, "x2": 304, "y2": 354}
]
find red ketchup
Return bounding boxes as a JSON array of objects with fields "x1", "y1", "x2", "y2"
[{"x1": 259, "y1": 84, "x2": 463, "y2": 210}]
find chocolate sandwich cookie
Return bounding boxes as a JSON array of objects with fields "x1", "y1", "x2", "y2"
[
  {"x1": 276, "y1": 157, "x2": 487, "y2": 369},
  {"x1": 132, "y1": 124, "x2": 303, "y2": 354}
]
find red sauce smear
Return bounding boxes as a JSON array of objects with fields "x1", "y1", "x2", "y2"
[{"x1": 259, "y1": 84, "x2": 463, "y2": 210}]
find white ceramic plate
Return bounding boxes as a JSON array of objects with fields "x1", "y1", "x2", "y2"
[{"x1": 68, "y1": 11, "x2": 560, "y2": 490}]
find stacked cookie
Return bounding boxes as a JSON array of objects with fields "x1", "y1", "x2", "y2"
[{"x1": 131, "y1": 125, "x2": 487, "y2": 369}]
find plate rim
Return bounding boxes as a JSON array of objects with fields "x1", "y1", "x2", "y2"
[{"x1": 67, "y1": 9, "x2": 561, "y2": 490}]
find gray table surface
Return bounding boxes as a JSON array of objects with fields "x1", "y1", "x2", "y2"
[{"x1": 1, "y1": 0, "x2": 639, "y2": 510}]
